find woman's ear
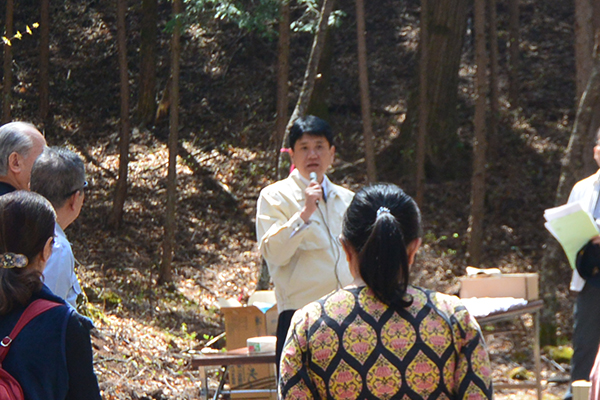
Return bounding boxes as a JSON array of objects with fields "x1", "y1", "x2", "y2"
[
  {"x1": 406, "y1": 238, "x2": 422, "y2": 266},
  {"x1": 40, "y1": 236, "x2": 54, "y2": 264},
  {"x1": 341, "y1": 236, "x2": 361, "y2": 278}
]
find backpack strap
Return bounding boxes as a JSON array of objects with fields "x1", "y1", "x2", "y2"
[{"x1": 0, "y1": 299, "x2": 61, "y2": 363}]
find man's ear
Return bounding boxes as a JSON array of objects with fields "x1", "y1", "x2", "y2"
[
  {"x1": 67, "y1": 191, "x2": 82, "y2": 211},
  {"x1": 7, "y1": 152, "x2": 21, "y2": 173}
]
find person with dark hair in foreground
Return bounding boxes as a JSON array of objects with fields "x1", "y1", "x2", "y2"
[
  {"x1": 256, "y1": 115, "x2": 354, "y2": 368},
  {"x1": 0, "y1": 191, "x2": 101, "y2": 400},
  {"x1": 279, "y1": 183, "x2": 492, "y2": 399}
]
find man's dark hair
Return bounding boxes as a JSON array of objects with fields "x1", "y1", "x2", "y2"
[
  {"x1": 288, "y1": 115, "x2": 334, "y2": 150},
  {"x1": 30, "y1": 147, "x2": 86, "y2": 209},
  {"x1": 342, "y1": 183, "x2": 422, "y2": 309}
]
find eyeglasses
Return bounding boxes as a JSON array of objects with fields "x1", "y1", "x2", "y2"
[{"x1": 65, "y1": 181, "x2": 88, "y2": 198}]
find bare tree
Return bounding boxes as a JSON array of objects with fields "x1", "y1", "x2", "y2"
[
  {"x1": 508, "y1": 0, "x2": 520, "y2": 106},
  {"x1": 355, "y1": 0, "x2": 376, "y2": 183},
  {"x1": 278, "y1": 0, "x2": 336, "y2": 178},
  {"x1": 379, "y1": 0, "x2": 470, "y2": 180},
  {"x1": 467, "y1": 0, "x2": 488, "y2": 265},
  {"x1": 138, "y1": 0, "x2": 158, "y2": 125},
  {"x1": 488, "y1": 0, "x2": 499, "y2": 142},
  {"x1": 40, "y1": 0, "x2": 50, "y2": 123},
  {"x1": 575, "y1": 0, "x2": 594, "y2": 100},
  {"x1": 415, "y1": 0, "x2": 428, "y2": 205},
  {"x1": 108, "y1": 0, "x2": 131, "y2": 230},
  {"x1": 2, "y1": 0, "x2": 14, "y2": 123},
  {"x1": 159, "y1": 0, "x2": 183, "y2": 285},
  {"x1": 274, "y1": 0, "x2": 290, "y2": 168}
]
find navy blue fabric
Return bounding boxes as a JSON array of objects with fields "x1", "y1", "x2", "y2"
[
  {"x1": 0, "y1": 182, "x2": 16, "y2": 196},
  {"x1": 0, "y1": 285, "x2": 101, "y2": 400}
]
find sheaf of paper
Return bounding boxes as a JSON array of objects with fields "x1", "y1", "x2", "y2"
[{"x1": 544, "y1": 205, "x2": 599, "y2": 270}]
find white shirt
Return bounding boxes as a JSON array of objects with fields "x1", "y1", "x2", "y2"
[
  {"x1": 42, "y1": 223, "x2": 82, "y2": 307},
  {"x1": 567, "y1": 170, "x2": 600, "y2": 291}
]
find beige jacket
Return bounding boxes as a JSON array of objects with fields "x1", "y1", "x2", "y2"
[{"x1": 256, "y1": 170, "x2": 354, "y2": 312}]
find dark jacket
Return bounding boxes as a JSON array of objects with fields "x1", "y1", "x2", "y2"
[
  {"x1": 0, "y1": 285, "x2": 101, "y2": 400},
  {"x1": 0, "y1": 181, "x2": 16, "y2": 196}
]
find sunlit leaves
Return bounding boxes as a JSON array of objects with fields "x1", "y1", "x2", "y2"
[{"x1": 1, "y1": 23, "x2": 39, "y2": 47}]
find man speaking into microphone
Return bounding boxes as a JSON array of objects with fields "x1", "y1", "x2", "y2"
[{"x1": 256, "y1": 115, "x2": 354, "y2": 368}]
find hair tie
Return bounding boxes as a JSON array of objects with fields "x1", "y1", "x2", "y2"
[
  {"x1": 0, "y1": 253, "x2": 28, "y2": 269},
  {"x1": 376, "y1": 206, "x2": 390, "y2": 218}
]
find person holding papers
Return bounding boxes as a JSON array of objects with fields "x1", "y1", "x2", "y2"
[{"x1": 562, "y1": 133, "x2": 600, "y2": 400}]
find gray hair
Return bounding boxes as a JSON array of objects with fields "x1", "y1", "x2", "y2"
[
  {"x1": 0, "y1": 122, "x2": 39, "y2": 176},
  {"x1": 30, "y1": 147, "x2": 86, "y2": 209}
]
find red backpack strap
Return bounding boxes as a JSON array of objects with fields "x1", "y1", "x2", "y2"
[{"x1": 0, "y1": 299, "x2": 61, "y2": 363}]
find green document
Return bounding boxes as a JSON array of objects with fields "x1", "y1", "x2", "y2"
[{"x1": 545, "y1": 206, "x2": 600, "y2": 270}]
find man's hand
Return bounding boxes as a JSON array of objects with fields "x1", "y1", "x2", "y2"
[
  {"x1": 591, "y1": 235, "x2": 600, "y2": 245},
  {"x1": 300, "y1": 181, "x2": 323, "y2": 223}
]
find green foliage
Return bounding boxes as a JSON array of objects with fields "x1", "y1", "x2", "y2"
[
  {"x1": 185, "y1": 0, "x2": 346, "y2": 39},
  {"x1": 544, "y1": 345, "x2": 573, "y2": 364},
  {"x1": 291, "y1": 0, "x2": 346, "y2": 33},
  {"x1": 186, "y1": 0, "x2": 280, "y2": 38}
]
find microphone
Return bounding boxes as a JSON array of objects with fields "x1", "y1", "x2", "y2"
[{"x1": 309, "y1": 172, "x2": 320, "y2": 205}]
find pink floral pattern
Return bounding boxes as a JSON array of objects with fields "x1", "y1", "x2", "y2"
[{"x1": 279, "y1": 286, "x2": 493, "y2": 399}]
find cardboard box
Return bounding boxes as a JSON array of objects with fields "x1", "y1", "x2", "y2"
[
  {"x1": 459, "y1": 273, "x2": 539, "y2": 300},
  {"x1": 218, "y1": 290, "x2": 278, "y2": 399}
]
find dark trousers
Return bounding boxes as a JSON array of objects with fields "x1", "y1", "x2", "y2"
[
  {"x1": 571, "y1": 284, "x2": 600, "y2": 384},
  {"x1": 276, "y1": 309, "x2": 296, "y2": 375}
]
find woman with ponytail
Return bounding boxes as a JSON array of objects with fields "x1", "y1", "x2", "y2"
[{"x1": 279, "y1": 183, "x2": 492, "y2": 400}]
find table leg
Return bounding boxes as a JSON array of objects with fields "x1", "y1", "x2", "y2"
[
  {"x1": 213, "y1": 366, "x2": 228, "y2": 400},
  {"x1": 199, "y1": 366, "x2": 209, "y2": 400},
  {"x1": 534, "y1": 311, "x2": 542, "y2": 400}
]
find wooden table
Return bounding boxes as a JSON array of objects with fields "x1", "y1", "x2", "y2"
[
  {"x1": 473, "y1": 299, "x2": 544, "y2": 400},
  {"x1": 191, "y1": 347, "x2": 276, "y2": 400}
]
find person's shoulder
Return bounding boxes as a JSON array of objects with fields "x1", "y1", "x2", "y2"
[
  {"x1": 330, "y1": 181, "x2": 354, "y2": 201},
  {"x1": 574, "y1": 171, "x2": 600, "y2": 189},
  {"x1": 259, "y1": 175, "x2": 302, "y2": 203},
  {"x1": 413, "y1": 286, "x2": 465, "y2": 316}
]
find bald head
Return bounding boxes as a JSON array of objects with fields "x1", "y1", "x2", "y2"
[{"x1": 0, "y1": 122, "x2": 47, "y2": 190}]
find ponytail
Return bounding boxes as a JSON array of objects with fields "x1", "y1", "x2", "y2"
[
  {"x1": 342, "y1": 184, "x2": 421, "y2": 309},
  {"x1": 358, "y1": 209, "x2": 411, "y2": 307}
]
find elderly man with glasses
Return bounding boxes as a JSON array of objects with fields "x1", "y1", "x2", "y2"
[{"x1": 30, "y1": 147, "x2": 87, "y2": 308}]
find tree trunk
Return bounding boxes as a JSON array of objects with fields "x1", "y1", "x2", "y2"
[
  {"x1": 137, "y1": 0, "x2": 158, "y2": 126},
  {"x1": 467, "y1": 0, "x2": 488, "y2": 266},
  {"x1": 2, "y1": 0, "x2": 14, "y2": 123},
  {"x1": 575, "y1": 0, "x2": 594, "y2": 100},
  {"x1": 306, "y1": 28, "x2": 333, "y2": 121},
  {"x1": 39, "y1": 0, "x2": 50, "y2": 124},
  {"x1": 415, "y1": 0, "x2": 428, "y2": 205},
  {"x1": 379, "y1": 0, "x2": 470, "y2": 181},
  {"x1": 258, "y1": 0, "x2": 291, "y2": 291},
  {"x1": 539, "y1": 39, "x2": 600, "y2": 345},
  {"x1": 159, "y1": 0, "x2": 182, "y2": 285},
  {"x1": 278, "y1": 0, "x2": 336, "y2": 179},
  {"x1": 274, "y1": 0, "x2": 290, "y2": 170},
  {"x1": 488, "y1": 0, "x2": 499, "y2": 144},
  {"x1": 108, "y1": 0, "x2": 131, "y2": 230},
  {"x1": 355, "y1": 0, "x2": 376, "y2": 183},
  {"x1": 508, "y1": 0, "x2": 520, "y2": 107}
]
